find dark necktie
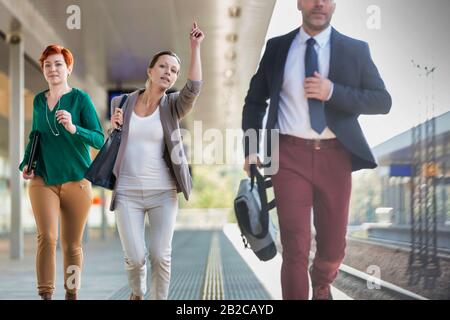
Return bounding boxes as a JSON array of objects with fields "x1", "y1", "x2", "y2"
[{"x1": 305, "y1": 38, "x2": 326, "y2": 134}]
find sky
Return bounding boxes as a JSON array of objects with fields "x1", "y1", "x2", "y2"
[{"x1": 265, "y1": 0, "x2": 450, "y2": 147}]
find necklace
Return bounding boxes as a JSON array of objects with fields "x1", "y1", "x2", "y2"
[{"x1": 46, "y1": 97, "x2": 61, "y2": 136}]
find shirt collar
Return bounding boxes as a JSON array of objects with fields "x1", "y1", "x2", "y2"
[{"x1": 299, "y1": 25, "x2": 332, "y2": 48}]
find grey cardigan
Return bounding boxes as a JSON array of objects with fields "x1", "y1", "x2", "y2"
[{"x1": 109, "y1": 79, "x2": 202, "y2": 211}]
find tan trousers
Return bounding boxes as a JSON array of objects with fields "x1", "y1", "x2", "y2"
[{"x1": 28, "y1": 176, "x2": 92, "y2": 296}]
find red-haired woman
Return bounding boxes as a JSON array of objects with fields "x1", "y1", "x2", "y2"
[{"x1": 19, "y1": 45, "x2": 104, "y2": 300}]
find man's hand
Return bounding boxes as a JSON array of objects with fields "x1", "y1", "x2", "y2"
[
  {"x1": 243, "y1": 154, "x2": 261, "y2": 177},
  {"x1": 304, "y1": 71, "x2": 333, "y2": 101}
]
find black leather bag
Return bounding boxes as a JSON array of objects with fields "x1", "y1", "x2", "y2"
[
  {"x1": 85, "y1": 95, "x2": 128, "y2": 190},
  {"x1": 26, "y1": 131, "x2": 40, "y2": 174},
  {"x1": 234, "y1": 165, "x2": 277, "y2": 261}
]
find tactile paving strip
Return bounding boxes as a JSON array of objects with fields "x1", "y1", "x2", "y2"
[
  {"x1": 109, "y1": 230, "x2": 271, "y2": 300},
  {"x1": 201, "y1": 232, "x2": 225, "y2": 300},
  {"x1": 108, "y1": 230, "x2": 212, "y2": 300},
  {"x1": 168, "y1": 230, "x2": 212, "y2": 300},
  {"x1": 220, "y1": 233, "x2": 272, "y2": 300}
]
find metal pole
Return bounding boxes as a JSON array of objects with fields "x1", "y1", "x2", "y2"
[
  {"x1": 9, "y1": 30, "x2": 24, "y2": 260},
  {"x1": 101, "y1": 188, "x2": 107, "y2": 240}
]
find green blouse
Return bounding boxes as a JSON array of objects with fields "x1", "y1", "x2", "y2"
[{"x1": 19, "y1": 88, "x2": 104, "y2": 185}]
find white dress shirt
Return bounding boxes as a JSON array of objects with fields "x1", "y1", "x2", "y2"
[{"x1": 276, "y1": 25, "x2": 336, "y2": 140}]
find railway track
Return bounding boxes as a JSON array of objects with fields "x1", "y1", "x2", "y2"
[
  {"x1": 347, "y1": 236, "x2": 450, "y2": 261},
  {"x1": 309, "y1": 237, "x2": 432, "y2": 300},
  {"x1": 336, "y1": 262, "x2": 428, "y2": 300},
  {"x1": 308, "y1": 245, "x2": 428, "y2": 300}
]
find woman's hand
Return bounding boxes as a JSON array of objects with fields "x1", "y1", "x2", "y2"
[
  {"x1": 190, "y1": 21, "x2": 205, "y2": 49},
  {"x1": 188, "y1": 21, "x2": 204, "y2": 81},
  {"x1": 22, "y1": 165, "x2": 35, "y2": 180},
  {"x1": 111, "y1": 108, "x2": 123, "y2": 129},
  {"x1": 56, "y1": 110, "x2": 76, "y2": 134}
]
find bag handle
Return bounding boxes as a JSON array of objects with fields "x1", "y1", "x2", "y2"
[
  {"x1": 118, "y1": 94, "x2": 128, "y2": 109},
  {"x1": 249, "y1": 164, "x2": 276, "y2": 239}
]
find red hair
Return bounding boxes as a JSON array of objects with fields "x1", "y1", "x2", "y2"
[{"x1": 39, "y1": 45, "x2": 74, "y2": 69}]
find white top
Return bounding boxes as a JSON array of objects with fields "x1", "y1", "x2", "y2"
[
  {"x1": 117, "y1": 107, "x2": 176, "y2": 191},
  {"x1": 276, "y1": 25, "x2": 336, "y2": 139}
]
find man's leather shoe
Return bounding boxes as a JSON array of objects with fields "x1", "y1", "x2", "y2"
[{"x1": 312, "y1": 285, "x2": 333, "y2": 300}]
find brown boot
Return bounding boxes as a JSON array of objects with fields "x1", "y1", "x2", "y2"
[
  {"x1": 65, "y1": 292, "x2": 77, "y2": 300},
  {"x1": 129, "y1": 293, "x2": 143, "y2": 300},
  {"x1": 40, "y1": 292, "x2": 53, "y2": 300}
]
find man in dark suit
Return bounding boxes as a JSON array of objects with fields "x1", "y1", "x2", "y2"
[{"x1": 242, "y1": 0, "x2": 391, "y2": 300}]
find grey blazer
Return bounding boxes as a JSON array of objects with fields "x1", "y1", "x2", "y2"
[{"x1": 109, "y1": 79, "x2": 202, "y2": 211}]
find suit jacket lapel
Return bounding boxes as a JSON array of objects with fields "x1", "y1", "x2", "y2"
[
  {"x1": 328, "y1": 28, "x2": 341, "y2": 83},
  {"x1": 112, "y1": 89, "x2": 138, "y2": 177},
  {"x1": 121, "y1": 89, "x2": 140, "y2": 142},
  {"x1": 123, "y1": 90, "x2": 139, "y2": 120},
  {"x1": 159, "y1": 94, "x2": 171, "y2": 141},
  {"x1": 266, "y1": 28, "x2": 300, "y2": 131},
  {"x1": 273, "y1": 28, "x2": 300, "y2": 94}
]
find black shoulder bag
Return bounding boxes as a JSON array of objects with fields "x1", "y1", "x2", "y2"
[{"x1": 85, "y1": 94, "x2": 128, "y2": 189}]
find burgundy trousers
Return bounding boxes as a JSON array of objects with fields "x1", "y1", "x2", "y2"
[{"x1": 271, "y1": 134, "x2": 352, "y2": 300}]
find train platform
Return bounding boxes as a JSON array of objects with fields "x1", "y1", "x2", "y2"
[{"x1": 0, "y1": 224, "x2": 351, "y2": 300}]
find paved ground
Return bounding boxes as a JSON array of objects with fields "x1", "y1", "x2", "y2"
[
  {"x1": 0, "y1": 224, "x2": 351, "y2": 300},
  {"x1": 0, "y1": 229, "x2": 125, "y2": 300}
]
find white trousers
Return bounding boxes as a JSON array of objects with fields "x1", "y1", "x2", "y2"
[{"x1": 115, "y1": 189, "x2": 178, "y2": 299}]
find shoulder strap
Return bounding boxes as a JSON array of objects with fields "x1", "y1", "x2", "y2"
[
  {"x1": 118, "y1": 94, "x2": 128, "y2": 109},
  {"x1": 109, "y1": 94, "x2": 129, "y2": 134}
]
